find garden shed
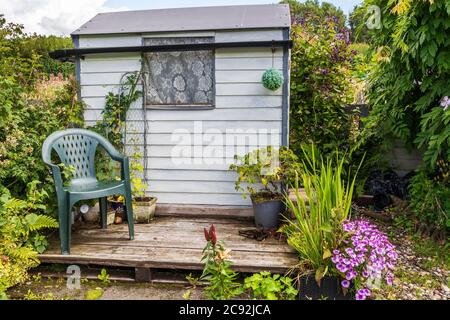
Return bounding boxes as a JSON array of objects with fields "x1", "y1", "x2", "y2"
[{"x1": 64, "y1": 4, "x2": 292, "y2": 211}]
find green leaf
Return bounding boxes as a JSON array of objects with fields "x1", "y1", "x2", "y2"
[{"x1": 322, "y1": 248, "x2": 332, "y2": 260}]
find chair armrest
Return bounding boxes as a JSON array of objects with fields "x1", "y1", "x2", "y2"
[
  {"x1": 120, "y1": 156, "x2": 131, "y2": 181},
  {"x1": 45, "y1": 163, "x2": 64, "y2": 191}
]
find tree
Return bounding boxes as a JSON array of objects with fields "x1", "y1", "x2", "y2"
[{"x1": 282, "y1": 0, "x2": 347, "y2": 29}]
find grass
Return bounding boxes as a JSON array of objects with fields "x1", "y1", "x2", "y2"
[{"x1": 411, "y1": 236, "x2": 449, "y2": 270}]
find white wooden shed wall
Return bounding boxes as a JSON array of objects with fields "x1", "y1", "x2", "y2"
[{"x1": 79, "y1": 29, "x2": 289, "y2": 206}]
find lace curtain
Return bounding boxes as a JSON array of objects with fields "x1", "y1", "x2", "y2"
[{"x1": 143, "y1": 37, "x2": 214, "y2": 106}]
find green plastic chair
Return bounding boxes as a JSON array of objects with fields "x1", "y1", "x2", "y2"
[{"x1": 42, "y1": 128, "x2": 134, "y2": 255}]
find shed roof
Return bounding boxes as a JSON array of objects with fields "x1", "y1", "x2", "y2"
[{"x1": 71, "y1": 4, "x2": 291, "y2": 36}]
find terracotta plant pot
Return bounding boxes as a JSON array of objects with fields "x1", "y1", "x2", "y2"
[
  {"x1": 133, "y1": 196, "x2": 157, "y2": 224},
  {"x1": 298, "y1": 274, "x2": 352, "y2": 300}
]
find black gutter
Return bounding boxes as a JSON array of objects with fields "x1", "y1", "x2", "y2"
[{"x1": 49, "y1": 40, "x2": 293, "y2": 59}]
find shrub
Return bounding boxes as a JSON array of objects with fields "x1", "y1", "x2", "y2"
[
  {"x1": 408, "y1": 169, "x2": 449, "y2": 239},
  {"x1": 356, "y1": 0, "x2": 450, "y2": 233},
  {"x1": 360, "y1": 0, "x2": 449, "y2": 172},
  {"x1": 287, "y1": 1, "x2": 356, "y2": 156},
  {"x1": 0, "y1": 184, "x2": 58, "y2": 296},
  {"x1": 0, "y1": 15, "x2": 81, "y2": 298}
]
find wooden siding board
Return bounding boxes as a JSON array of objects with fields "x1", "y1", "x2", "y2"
[
  {"x1": 123, "y1": 133, "x2": 282, "y2": 146},
  {"x1": 83, "y1": 96, "x2": 282, "y2": 109},
  {"x1": 85, "y1": 108, "x2": 281, "y2": 122},
  {"x1": 128, "y1": 145, "x2": 267, "y2": 158},
  {"x1": 82, "y1": 83, "x2": 282, "y2": 98},
  {"x1": 216, "y1": 57, "x2": 283, "y2": 70},
  {"x1": 149, "y1": 192, "x2": 249, "y2": 206}
]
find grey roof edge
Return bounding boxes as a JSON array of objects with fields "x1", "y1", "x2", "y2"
[{"x1": 71, "y1": 4, "x2": 291, "y2": 36}]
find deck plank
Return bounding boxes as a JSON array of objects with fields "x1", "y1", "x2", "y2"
[{"x1": 40, "y1": 216, "x2": 298, "y2": 274}]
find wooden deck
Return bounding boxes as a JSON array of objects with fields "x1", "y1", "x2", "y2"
[{"x1": 40, "y1": 216, "x2": 298, "y2": 279}]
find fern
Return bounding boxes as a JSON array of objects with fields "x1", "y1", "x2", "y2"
[
  {"x1": 5, "y1": 246, "x2": 39, "y2": 263},
  {"x1": 24, "y1": 213, "x2": 58, "y2": 232},
  {"x1": 3, "y1": 198, "x2": 28, "y2": 212}
]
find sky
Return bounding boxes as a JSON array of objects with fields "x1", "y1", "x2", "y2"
[{"x1": 0, "y1": 0, "x2": 363, "y2": 36}]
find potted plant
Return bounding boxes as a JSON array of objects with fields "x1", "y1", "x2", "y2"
[
  {"x1": 130, "y1": 152, "x2": 157, "y2": 224},
  {"x1": 107, "y1": 151, "x2": 157, "y2": 224},
  {"x1": 230, "y1": 146, "x2": 299, "y2": 229},
  {"x1": 280, "y1": 146, "x2": 361, "y2": 299}
]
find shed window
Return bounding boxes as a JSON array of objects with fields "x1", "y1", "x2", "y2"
[{"x1": 143, "y1": 37, "x2": 214, "y2": 109}]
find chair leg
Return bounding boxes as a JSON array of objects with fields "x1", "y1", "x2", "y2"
[
  {"x1": 99, "y1": 197, "x2": 107, "y2": 229},
  {"x1": 124, "y1": 190, "x2": 135, "y2": 240},
  {"x1": 58, "y1": 201, "x2": 70, "y2": 255},
  {"x1": 66, "y1": 204, "x2": 73, "y2": 255}
]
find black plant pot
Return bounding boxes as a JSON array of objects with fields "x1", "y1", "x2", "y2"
[
  {"x1": 251, "y1": 198, "x2": 283, "y2": 229},
  {"x1": 298, "y1": 275, "x2": 353, "y2": 300}
]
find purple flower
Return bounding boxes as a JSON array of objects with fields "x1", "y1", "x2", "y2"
[
  {"x1": 336, "y1": 263, "x2": 348, "y2": 273},
  {"x1": 341, "y1": 280, "x2": 350, "y2": 288},
  {"x1": 355, "y1": 292, "x2": 366, "y2": 300},
  {"x1": 361, "y1": 288, "x2": 371, "y2": 296},
  {"x1": 332, "y1": 218, "x2": 398, "y2": 297}
]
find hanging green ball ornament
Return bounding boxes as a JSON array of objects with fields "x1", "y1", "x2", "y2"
[{"x1": 262, "y1": 68, "x2": 284, "y2": 91}]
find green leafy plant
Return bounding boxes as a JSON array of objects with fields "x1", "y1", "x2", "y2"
[
  {"x1": 0, "y1": 15, "x2": 81, "y2": 299},
  {"x1": 229, "y1": 146, "x2": 300, "y2": 202},
  {"x1": 0, "y1": 186, "x2": 58, "y2": 297},
  {"x1": 182, "y1": 273, "x2": 201, "y2": 300},
  {"x1": 408, "y1": 169, "x2": 449, "y2": 240},
  {"x1": 243, "y1": 272, "x2": 298, "y2": 300},
  {"x1": 97, "y1": 268, "x2": 111, "y2": 285},
  {"x1": 92, "y1": 73, "x2": 145, "y2": 199},
  {"x1": 359, "y1": 0, "x2": 449, "y2": 172},
  {"x1": 280, "y1": 146, "x2": 361, "y2": 283},
  {"x1": 84, "y1": 287, "x2": 103, "y2": 300},
  {"x1": 97, "y1": 73, "x2": 141, "y2": 151},
  {"x1": 200, "y1": 224, "x2": 243, "y2": 300}
]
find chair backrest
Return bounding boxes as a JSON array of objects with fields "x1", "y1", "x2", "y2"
[{"x1": 42, "y1": 129, "x2": 105, "y2": 184}]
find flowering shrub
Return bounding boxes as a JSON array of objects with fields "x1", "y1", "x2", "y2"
[
  {"x1": 288, "y1": 1, "x2": 356, "y2": 156},
  {"x1": 332, "y1": 219, "x2": 398, "y2": 300}
]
